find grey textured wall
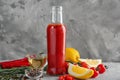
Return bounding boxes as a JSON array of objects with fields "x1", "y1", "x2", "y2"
[{"x1": 0, "y1": 0, "x2": 120, "y2": 62}]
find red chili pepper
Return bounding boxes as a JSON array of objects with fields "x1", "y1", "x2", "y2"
[{"x1": 0, "y1": 57, "x2": 30, "y2": 69}]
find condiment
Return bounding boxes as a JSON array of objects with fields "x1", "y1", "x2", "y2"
[{"x1": 47, "y1": 6, "x2": 66, "y2": 75}]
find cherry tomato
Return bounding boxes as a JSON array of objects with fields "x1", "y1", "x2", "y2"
[
  {"x1": 66, "y1": 76, "x2": 74, "y2": 80},
  {"x1": 80, "y1": 62, "x2": 89, "y2": 68},
  {"x1": 58, "y1": 76, "x2": 65, "y2": 80},
  {"x1": 90, "y1": 67, "x2": 99, "y2": 78},
  {"x1": 65, "y1": 62, "x2": 69, "y2": 69},
  {"x1": 65, "y1": 74, "x2": 74, "y2": 80},
  {"x1": 58, "y1": 74, "x2": 74, "y2": 80},
  {"x1": 65, "y1": 62, "x2": 69, "y2": 74},
  {"x1": 96, "y1": 64, "x2": 106, "y2": 74}
]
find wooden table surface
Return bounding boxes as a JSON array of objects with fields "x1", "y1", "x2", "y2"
[{"x1": 43, "y1": 62, "x2": 120, "y2": 80}]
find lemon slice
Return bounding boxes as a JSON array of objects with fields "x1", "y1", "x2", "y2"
[
  {"x1": 29, "y1": 59, "x2": 41, "y2": 68},
  {"x1": 68, "y1": 63, "x2": 94, "y2": 79},
  {"x1": 79, "y1": 59, "x2": 102, "y2": 68}
]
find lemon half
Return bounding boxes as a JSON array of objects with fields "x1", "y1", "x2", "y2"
[{"x1": 65, "y1": 48, "x2": 80, "y2": 63}]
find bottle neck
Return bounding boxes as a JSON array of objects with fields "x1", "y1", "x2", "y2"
[{"x1": 51, "y1": 6, "x2": 63, "y2": 24}]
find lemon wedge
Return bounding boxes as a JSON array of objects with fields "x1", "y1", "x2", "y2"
[
  {"x1": 79, "y1": 59, "x2": 102, "y2": 68},
  {"x1": 68, "y1": 63, "x2": 94, "y2": 79}
]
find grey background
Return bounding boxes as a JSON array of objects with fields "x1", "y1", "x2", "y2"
[{"x1": 0, "y1": 0, "x2": 120, "y2": 62}]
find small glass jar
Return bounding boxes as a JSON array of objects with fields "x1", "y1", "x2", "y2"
[
  {"x1": 25, "y1": 69, "x2": 43, "y2": 80},
  {"x1": 24, "y1": 53, "x2": 47, "y2": 80}
]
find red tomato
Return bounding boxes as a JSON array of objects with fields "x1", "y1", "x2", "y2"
[
  {"x1": 65, "y1": 62, "x2": 69, "y2": 74},
  {"x1": 65, "y1": 74, "x2": 74, "y2": 80},
  {"x1": 66, "y1": 76, "x2": 74, "y2": 80},
  {"x1": 80, "y1": 62, "x2": 89, "y2": 68},
  {"x1": 65, "y1": 62, "x2": 69, "y2": 69},
  {"x1": 58, "y1": 76, "x2": 65, "y2": 80},
  {"x1": 90, "y1": 67, "x2": 99, "y2": 78},
  {"x1": 97, "y1": 64, "x2": 106, "y2": 74},
  {"x1": 58, "y1": 74, "x2": 74, "y2": 80}
]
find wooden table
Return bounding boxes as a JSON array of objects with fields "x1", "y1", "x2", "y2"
[{"x1": 43, "y1": 62, "x2": 120, "y2": 80}]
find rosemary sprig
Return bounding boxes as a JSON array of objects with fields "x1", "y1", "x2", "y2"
[{"x1": 0, "y1": 67, "x2": 30, "y2": 80}]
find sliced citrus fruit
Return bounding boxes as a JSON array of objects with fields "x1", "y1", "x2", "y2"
[
  {"x1": 29, "y1": 59, "x2": 41, "y2": 68},
  {"x1": 79, "y1": 59, "x2": 102, "y2": 68},
  {"x1": 68, "y1": 63, "x2": 94, "y2": 79},
  {"x1": 65, "y1": 48, "x2": 80, "y2": 63}
]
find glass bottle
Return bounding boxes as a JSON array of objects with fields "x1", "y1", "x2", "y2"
[{"x1": 47, "y1": 6, "x2": 66, "y2": 75}]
